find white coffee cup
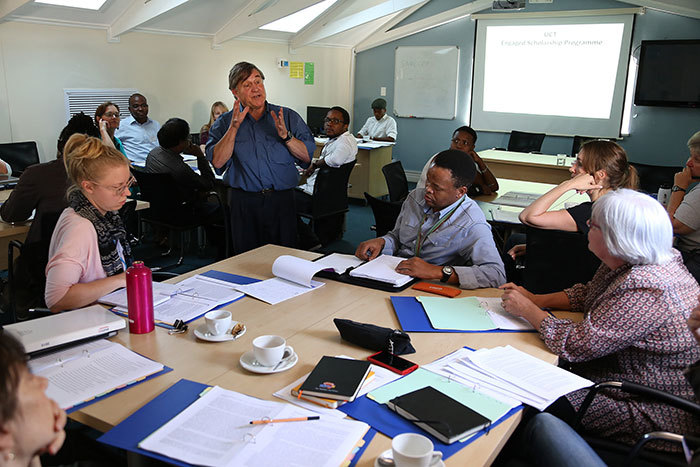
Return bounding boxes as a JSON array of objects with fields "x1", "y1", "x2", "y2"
[
  {"x1": 204, "y1": 310, "x2": 232, "y2": 336},
  {"x1": 252, "y1": 335, "x2": 294, "y2": 367},
  {"x1": 392, "y1": 433, "x2": 442, "y2": 467}
]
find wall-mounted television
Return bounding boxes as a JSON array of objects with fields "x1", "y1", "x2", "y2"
[
  {"x1": 634, "y1": 39, "x2": 700, "y2": 108},
  {"x1": 306, "y1": 106, "x2": 331, "y2": 136}
]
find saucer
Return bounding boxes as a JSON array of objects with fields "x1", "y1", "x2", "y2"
[
  {"x1": 374, "y1": 449, "x2": 445, "y2": 467},
  {"x1": 194, "y1": 322, "x2": 246, "y2": 342},
  {"x1": 239, "y1": 349, "x2": 298, "y2": 374}
]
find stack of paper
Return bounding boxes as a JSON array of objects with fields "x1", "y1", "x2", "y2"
[
  {"x1": 314, "y1": 253, "x2": 363, "y2": 274},
  {"x1": 138, "y1": 386, "x2": 369, "y2": 467},
  {"x1": 103, "y1": 274, "x2": 244, "y2": 325},
  {"x1": 29, "y1": 339, "x2": 165, "y2": 410},
  {"x1": 418, "y1": 296, "x2": 532, "y2": 331},
  {"x1": 349, "y1": 254, "x2": 412, "y2": 287},
  {"x1": 423, "y1": 346, "x2": 593, "y2": 411}
]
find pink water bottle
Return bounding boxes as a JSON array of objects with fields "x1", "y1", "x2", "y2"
[{"x1": 126, "y1": 261, "x2": 154, "y2": 334}]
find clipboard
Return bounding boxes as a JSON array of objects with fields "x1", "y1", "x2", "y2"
[{"x1": 313, "y1": 253, "x2": 418, "y2": 292}]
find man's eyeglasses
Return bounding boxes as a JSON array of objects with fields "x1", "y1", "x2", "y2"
[
  {"x1": 324, "y1": 117, "x2": 345, "y2": 125},
  {"x1": 103, "y1": 112, "x2": 120, "y2": 118},
  {"x1": 451, "y1": 137, "x2": 473, "y2": 147},
  {"x1": 93, "y1": 175, "x2": 135, "y2": 196}
]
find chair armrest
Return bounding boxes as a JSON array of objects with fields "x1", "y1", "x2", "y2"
[{"x1": 575, "y1": 380, "x2": 700, "y2": 431}]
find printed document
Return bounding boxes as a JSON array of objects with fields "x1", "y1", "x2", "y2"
[
  {"x1": 139, "y1": 386, "x2": 369, "y2": 467},
  {"x1": 234, "y1": 255, "x2": 325, "y2": 305},
  {"x1": 349, "y1": 254, "x2": 412, "y2": 287}
]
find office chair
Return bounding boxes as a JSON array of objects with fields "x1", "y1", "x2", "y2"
[
  {"x1": 630, "y1": 162, "x2": 683, "y2": 195},
  {"x1": 132, "y1": 168, "x2": 229, "y2": 268},
  {"x1": 364, "y1": 192, "x2": 402, "y2": 237},
  {"x1": 571, "y1": 135, "x2": 594, "y2": 157},
  {"x1": 381, "y1": 161, "x2": 409, "y2": 202},
  {"x1": 573, "y1": 380, "x2": 700, "y2": 466},
  {"x1": 0, "y1": 141, "x2": 40, "y2": 176},
  {"x1": 507, "y1": 130, "x2": 546, "y2": 153},
  {"x1": 523, "y1": 226, "x2": 600, "y2": 294},
  {"x1": 189, "y1": 133, "x2": 201, "y2": 145},
  {"x1": 297, "y1": 160, "x2": 356, "y2": 245}
]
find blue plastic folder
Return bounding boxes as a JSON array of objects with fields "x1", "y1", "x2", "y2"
[
  {"x1": 67, "y1": 365, "x2": 172, "y2": 414},
  {"x1": 391, "y1": 296, "x2": 532, "y2": 333},
  {"x1": 98, "y1": 379, "x2": 377, "y2": 467}
]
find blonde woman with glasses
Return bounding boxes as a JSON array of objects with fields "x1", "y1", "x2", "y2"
[{"x1": 45, "y1": 135, "x2": 134, "y2": 312}]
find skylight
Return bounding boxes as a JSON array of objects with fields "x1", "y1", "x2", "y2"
[
  {"x1": 260, "y1": 0, "x2": 337, "y2": 33},
  {"x1": 35, "y1": 0, "x2": 107, "y2": 10}
]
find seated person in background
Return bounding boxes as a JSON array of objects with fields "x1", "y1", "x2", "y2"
[
  {"x1": 356, "y1": 150, "x2": 505, "y2": 289},
  {"x1": 45, "y1": 135, "x2": 133, "y2": 312},
  {"x1": 508, "y1": 140, "x2": 638, "y2": 259},
  {"x1": 0, "y1": 113, "x2": 100, "y2": 316},
  {"x1": 115, "y1": 93, "x2": 160, "y2": 164},
  {"x1": 355, "y1": 98, "x2": 397, "y2": 142},
  {"x1": 666, "y1": 130, "x2": 700, "y2": 283},
  {"x1": 146, "y1": 117, "x2": 216, "y2": 196},
  {"x1": 199, "y1": 101, "x2": 229, "y2": 151},
  {"x1": 0, "y1": 333, "x2": 66, "y2": 466},
  {"x1": 501, "y1": 189, "x2": 700, "y2": 447},
  {"x1": 94, "y1": 101, "x2": 126, "y2": 156},
  {"x1": 295, "y1": 106, "x2": 357, "y2": 248},
  {"x1": 417, "y1": 125, "x2": 498, "y2": 196}
]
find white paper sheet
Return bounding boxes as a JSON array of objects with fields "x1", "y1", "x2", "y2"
[
  {"x1": 314, "y1": 253, "x2": 364, "y2": 274},
  {"x1": 476, "y1": 297, "x2": 533, "y2": 330},
  {"x1": 139, "y1": 386, "x2": 369, "y2": 467}
]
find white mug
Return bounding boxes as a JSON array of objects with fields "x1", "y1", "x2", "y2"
[
  {"x1": 392, "y1": 433, "x2": 442, "y2": 467},
  {"x1": 204, "y1": 310, "x2": 232, "y2": 336},
  {"x1": 657, "y1": 185, "x2": 672, "y2": 207},
  {"x1": 252, "y1": 335, "x2": 294, "y2": 367}
]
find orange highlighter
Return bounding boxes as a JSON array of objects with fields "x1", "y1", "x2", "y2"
[{"x1": 412, "y1": 282, "x2": 461, "y2": 298}]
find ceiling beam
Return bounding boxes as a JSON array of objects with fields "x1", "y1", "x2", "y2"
[
  {"x1": 291, "y1": 0, "x2": 425, "y2": 50},
  {"x1": 355, "y1": 0, "x2": 491, "y2": 52},
  {"x1": 213, "y1": 0, "x2": 322, "y2": 47},
  {"x1": 622, "y1": 0, "x2": 700, "y2": 19},
  {"x1": 108, "y1": 0, "x2": 190, "y2": 40},
  {"x1": 348, "y1": 1, "x2": 427, "y2": 48},
  {"x1": 0, "y1": 0, "x2": 32, "y2": 22}
]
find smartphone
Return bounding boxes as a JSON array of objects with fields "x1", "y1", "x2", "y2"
[{"x1": 368, "y1": 350, "x2": 418, "y2": 375}]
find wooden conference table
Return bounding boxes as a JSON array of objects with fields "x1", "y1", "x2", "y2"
[
  {"x1": 72, "y1": 244, "x2": 575, "y2": 466},
  {"x1": 479, "y1": 149, "x2": 574, "y2": 185}
]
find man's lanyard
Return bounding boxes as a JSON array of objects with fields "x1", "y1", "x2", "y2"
[{"x1": 414, "y1": 197, "x2": 465, "y2": 257}]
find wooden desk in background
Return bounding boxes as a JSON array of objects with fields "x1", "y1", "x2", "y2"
[
  {"x1": 479, "y1": 149, "x2": 574, "y2": 185},
  {"x1": 72, "y1": 244, "x2": 576, "y2": 466},
  {"x1": 314, "y1": 140, "x2": 392, "y2": 200}
]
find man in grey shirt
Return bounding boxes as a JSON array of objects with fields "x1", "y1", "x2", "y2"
[{"x1": 356, "y1": 150, "x2": 505, "y2": 289}]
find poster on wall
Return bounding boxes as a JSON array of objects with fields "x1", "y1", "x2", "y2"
[
  {"x1": 290, "y1": 62, "x2": 304, "y2": 78},
  {"x1": 304, "y1": 62, "x2": 314, "y2": 85}
]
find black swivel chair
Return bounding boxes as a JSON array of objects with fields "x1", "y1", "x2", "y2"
[
  {"x1": 572, "y1": 380, "x2": 700, "y2": 466},
  {"x1": 630, "y1": 162, "x2": 683, "y2": 195},
  {"x1": 364, "y1": 192, "x2": 402, "y2": 237},
  {"x1": 297, "y1": 160, "x2": 356, "y2": 245},
  {"x1": 132, "y1": 168, "x2": 229, "y2": 268},
  {"x1": 382, "y1": 161, "x2": 409, "y2": 202},
  {"x1": 507, "y1": 130, "x2": 546, "y2": 153},
  {"x1": 0, "y1": 141, "x2": 40, "y2": 176},
  {"x1": 523, "y1": 226, "x2": 600, "y2": 294},
  {"x1": 571, "y1": 135, "x2": 595, "y2": 157}
]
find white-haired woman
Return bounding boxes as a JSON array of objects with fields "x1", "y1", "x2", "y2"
[{"x1": 501, "y1": 189, "x2": 700, "y2": 448}]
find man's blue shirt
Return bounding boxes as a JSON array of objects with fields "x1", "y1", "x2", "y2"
[{"x1": 205, "y1": 102, "x2": 314, "y2": 191}]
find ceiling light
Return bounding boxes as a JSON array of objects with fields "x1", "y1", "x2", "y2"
[
  {"x1": 260, "y1": 0, "x2": 337, "y2": 33},
  {"x1": 35, "y1": 0, "x2": 107, "y2": 10}
]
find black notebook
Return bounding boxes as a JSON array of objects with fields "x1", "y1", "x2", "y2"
[
  {"x1": 387, "y1": 386, "x2": 491, "y2": 444},
  {"x1": 298, "y1": 356, "x2": 372, "y2": 402}
]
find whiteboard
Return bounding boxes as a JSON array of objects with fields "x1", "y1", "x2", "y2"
[{"x1": 393, "y1": 46, "x2": 460, "y2": 120}]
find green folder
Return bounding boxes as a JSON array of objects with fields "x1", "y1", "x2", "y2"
[{"x1": 418, "y1": 296, "x2": 496, "y2": 330}]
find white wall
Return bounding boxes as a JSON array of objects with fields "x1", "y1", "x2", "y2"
[{"x1": 0, "y1": 22, "x2": 353, "y2": 162}]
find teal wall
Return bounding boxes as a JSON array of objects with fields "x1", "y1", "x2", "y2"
[{"x1": 353, "y1": 0, "x2": 700, "y2": 173}]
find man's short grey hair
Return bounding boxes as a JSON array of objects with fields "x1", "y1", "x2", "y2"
[
  {"x1": 688, "y1": 130, "x2": 700, "y2": 153},
  {"x1": 228, "y1": 62, "x2": 265, "y2": 91},
  {"x1": 591, "y1": 189, "x2": 673, "y2": 265}
]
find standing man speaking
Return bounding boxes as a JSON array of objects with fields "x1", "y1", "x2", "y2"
[{"x1": 207, "y1": 62, "x2": 315, "y2": 254}]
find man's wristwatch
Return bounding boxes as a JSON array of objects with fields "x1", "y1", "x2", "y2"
[
  {"x1": 440, "y1": 266, "x2": 454, "y2": 283},
  {"x1": 672, "y1": 185, "x2": 687, "y2": 193},
  {"x1": 282, "y1": 131, "x2": 293, "y2": 143}
]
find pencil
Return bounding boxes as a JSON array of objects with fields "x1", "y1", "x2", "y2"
[{"x1": 249, "y1": 416, "x2": 320, "y2": 424}]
